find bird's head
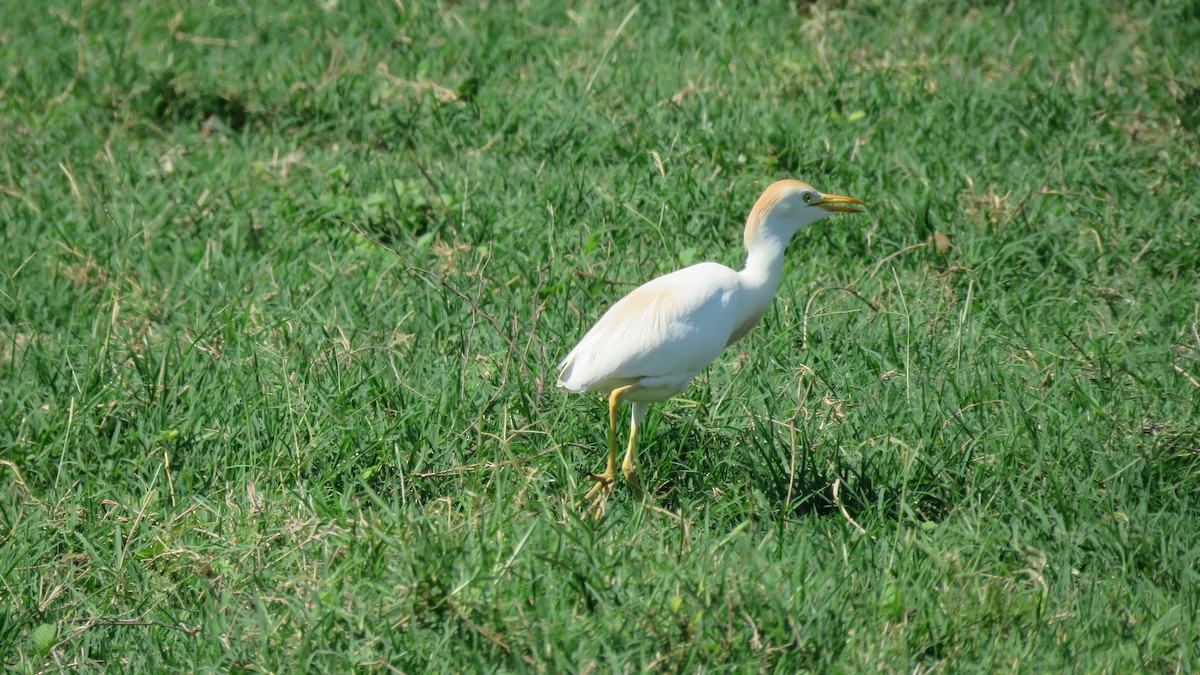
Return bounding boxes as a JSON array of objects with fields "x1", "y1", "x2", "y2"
[{"x1": 743, "y1": 179, "x2": 863, "y2": 250}]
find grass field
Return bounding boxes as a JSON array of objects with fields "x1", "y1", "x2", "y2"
[{"x1": 3, "y1": 0, "x2": 1199, "y2": 670}]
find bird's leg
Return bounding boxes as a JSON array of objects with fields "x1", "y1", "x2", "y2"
[
  {"x1": 583, "y1": 386, "x2": 624, "y2": 506},
  {"x1": 583, "y1": 385, "x2": 637, "y2": 514},
  {"x1": 621, "y1": 402, "x2": 649, "y2": 501}
]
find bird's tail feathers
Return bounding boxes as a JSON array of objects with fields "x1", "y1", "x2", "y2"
[{"x1": 555, "y1": 353, "x2": 583, "y2": 392}]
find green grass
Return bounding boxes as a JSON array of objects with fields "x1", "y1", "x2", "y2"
[{"x1": 2, "y1": 0, "x2": 1199, "y2": 670}]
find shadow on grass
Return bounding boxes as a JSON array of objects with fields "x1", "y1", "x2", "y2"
[{"x1": 644, "y1": 421, "x2": 959, "y2": 526}]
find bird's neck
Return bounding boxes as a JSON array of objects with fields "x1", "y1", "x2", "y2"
[{"x1": 739, "y1": 234, "x2": 789, "y2": 298}]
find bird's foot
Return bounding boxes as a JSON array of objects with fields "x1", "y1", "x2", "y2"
[
  {"x1": 582, "y1": 470, "x2": 617, "y2": 517},
  {"x1": 622, "y1": 463, "x2": 644, "y2": 502}
]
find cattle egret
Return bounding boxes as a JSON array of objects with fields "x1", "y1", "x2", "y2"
[{"x1": 557, "y1": 179, "x2": 864, "y2": 513}]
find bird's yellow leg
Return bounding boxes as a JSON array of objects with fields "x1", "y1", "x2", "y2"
[
  {"x1": 583, "y1": 385, "x2": 637, "y2": 513},
  {"x1": 621, "y1": 402, "x2": 649, "y2": 501}
]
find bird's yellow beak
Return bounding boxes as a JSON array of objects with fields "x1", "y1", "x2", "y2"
[{"x1": 817, "y1": 193, "x2": 865, "y2": 213}]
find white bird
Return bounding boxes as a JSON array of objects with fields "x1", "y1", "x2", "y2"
[{"x1": 557, "y1": 179, "x2": 864, "y2": 512}]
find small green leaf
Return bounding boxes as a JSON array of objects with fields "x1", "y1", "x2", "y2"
[
  {"x1": 584, "y1": 232, "x2": 600, "y2": 254},
  {"x1": 31, "y1": 623, "x2": 57, "y2": 655},
  {"x1": 880, "y1": 581, "x2": 905, "y2": 619},
  {"x1": 678, "y1": 246, "x2": 698, "y2": 266}
]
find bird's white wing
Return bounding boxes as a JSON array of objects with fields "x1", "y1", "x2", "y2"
[{"x1": 557, "y1": 262, "x2": 740, "y2": 397}]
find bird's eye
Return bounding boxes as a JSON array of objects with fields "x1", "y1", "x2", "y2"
[{"x1": 803, "y1": 193, "x2": 815, "y2": 204}]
